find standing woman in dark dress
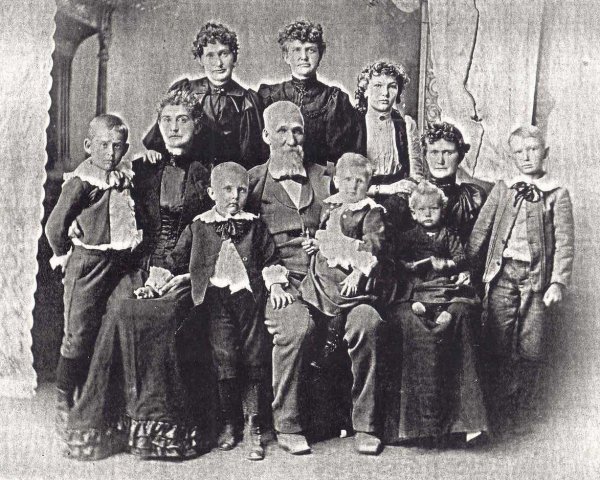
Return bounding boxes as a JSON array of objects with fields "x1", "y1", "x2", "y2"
[
  {"x1": 386, "y1": 122, "x2": 489, "y2": 446},
  {"x1": 258, "y1": 20, "x2": 362, "y2": 166},
  {"x1": 143, "y1": 22, "x2": 264, "y2": 169},
  {"x1": 64, "y1": 88, "x2": 213, "y2": 461}
]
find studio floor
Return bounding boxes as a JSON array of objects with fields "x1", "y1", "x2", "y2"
[{"x1": 0, "y1": 382, "x2": 598, "y2": 480}]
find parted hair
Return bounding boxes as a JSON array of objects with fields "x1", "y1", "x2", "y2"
[
  {"x1": 87, "y1": 114, "x2": 129, "y2": 142},
  {"x1": 156, "y1": 87, "x2": 203, "y2": 126},
  {"x1": 421, "y1": 122, "x2": 471, "y2": 161},
  {"x1": 355, "y1": 61, "x2": 410, "y2": 114},
  {"x1": 192, "y1": 22, "x2": 239, "y2": 62},
  {"x1": 508, "y1": 124, "x2": 546, "y2": 148},
  {"x1": 409, "y1": 180, "x2": 448, "y2": 210},
  {"x1": 278, "y1": 20, "x2": 326, "y2": 55}
]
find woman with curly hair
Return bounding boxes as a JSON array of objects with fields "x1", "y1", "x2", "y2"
[
  {"x1": 384, "y1": 121, "x2": 489, "y2": 447},
  {"x1": 143, "y1": 22, "x2": 264, "y2": 169},
  {"x1": 355, "y1": 60, "x2": 423, "y2": 200},
  {"x1": 257, "y1": 20, "x2": 361, "y2": 166}
]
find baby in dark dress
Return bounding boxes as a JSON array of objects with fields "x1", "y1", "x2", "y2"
[{"x1": 398, "y1": 180, "x2": 478, "y2": 326}]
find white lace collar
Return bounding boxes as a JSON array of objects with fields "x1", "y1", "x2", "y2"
[
  {"x1": 508, "y1": 174, "x2": 560, "y2": 192},
  {"x1": 64, "y1": 158, "x2": 134, "y2": 190},
  {"x1": 194, "y1": 206, "x2": 258, "y2": 223}
]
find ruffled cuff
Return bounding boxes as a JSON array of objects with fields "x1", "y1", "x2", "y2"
[
  {"x1": 262, "y1": 264, "x2": 289, "y2": 291},
  {"x1": 145, "y1": 266, "x2": 174, "y2": 292}
]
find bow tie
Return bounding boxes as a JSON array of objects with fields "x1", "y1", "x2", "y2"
[
  {"x1": 276, "y1": 174, "x2": 307, "y2": 183},
  {"x1": 511, "y1": 181, "x2": 542, "y2": 206},
  {"x1": 211, "y1": 86, "x2": 226, "y2": 95},
  {"x1": 214, "y1": 218, "x2": 252, "y2": 243},
  {"x1": 106, "y1": 171, "x2": 131, "y2": 191}
]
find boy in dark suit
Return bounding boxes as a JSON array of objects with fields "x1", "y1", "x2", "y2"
[{"x1": 140, "y1": 162, "x2": 292, "y2": 461}]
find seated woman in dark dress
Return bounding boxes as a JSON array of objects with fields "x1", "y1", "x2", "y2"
[
  {"x1": 143, "y1": 22, "x2": 264, "y2": 169},
  {"x1": 64, "y1": 88, "x2": 213, "y2": 460},
  {"x1": 385, "y1": 122, "x2": 488, "y2": 446}
]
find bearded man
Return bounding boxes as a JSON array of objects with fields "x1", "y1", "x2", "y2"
[{"x1": 247, "y1": 101, "x2": 384, "y2": 456}]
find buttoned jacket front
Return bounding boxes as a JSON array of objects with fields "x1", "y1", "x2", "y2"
[
  {"x1": 467, "y1": 178, "x2": 574, "y2": 291},
  {"x1": 168, "y1": 216, "x2": 279, "y2": 305}
]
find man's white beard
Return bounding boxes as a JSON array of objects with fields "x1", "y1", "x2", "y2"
[{"x1": 270, "y1": 146, "x2": 305, "y2": 175}]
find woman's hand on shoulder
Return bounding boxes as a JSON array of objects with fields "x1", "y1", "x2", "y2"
[
  {"x1": 390, "y1": 179, "x2": 417, "y2": 195},
  {"x1": 142, "y1": 150, "x2": 162, "y2": 164}
]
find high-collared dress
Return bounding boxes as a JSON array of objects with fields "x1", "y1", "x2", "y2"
[
  {"x1": 64, "y1": 152, "x2": 213, "y2": 461},
  {"x1": 384, "y1": 174, "x2": 489, "y2": 444},
  {"x1": 143, "y1": 77, "x2": 264, "y2": 169},
  {"x1": 257, "y1": 76, "x2": 362, "y2": 166}
]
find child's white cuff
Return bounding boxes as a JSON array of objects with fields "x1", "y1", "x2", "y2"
[
  {"x1": 262, "y1": 265, "x2": 289, "y2": 291},
  {"x1": 145, "y1": 266, "x2": 174, "y2": 292},
  {"x1": 49, "y1": 250, "x2": 72, "y2": 271}
]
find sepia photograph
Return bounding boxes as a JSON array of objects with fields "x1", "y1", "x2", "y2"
[{"x1": 0, "y1": 0, "x2": 598, "y2": 478}]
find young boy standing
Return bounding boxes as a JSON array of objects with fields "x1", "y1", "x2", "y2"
[
  {"x1": 46, "y1": 114, "x2": 142, "y2": 432},
  {"x1": 467, "y1": 124, "x2": 574, "y2": 433},
  {"x1": 143, "y1": 162, "x2": 292, "y2": 461}
]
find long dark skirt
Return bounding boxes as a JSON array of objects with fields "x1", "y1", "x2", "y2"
[
  {"x1": 383, "y1": 301, "x2": 488, "y2": 442},
  {"x1": 64, "y1": 269, "x2": 214, "y2": 460}
]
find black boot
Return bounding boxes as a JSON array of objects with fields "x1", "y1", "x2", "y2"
[
  {"x1": 217, "y1": 379, "x2": 239, "y2": 450},
  {"x1": 310, "y1": 315, "x2": 345, "y2": 373},
  {"x1": 242, "y1": 381, "x2": 265, "y2": 461},
  {"x1": 55, "y1": 356, "x2": 79, "y2": 437}
]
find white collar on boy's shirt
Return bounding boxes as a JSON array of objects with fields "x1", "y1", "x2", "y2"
[
  {"x1": 324, "y1": 193, "x2": 385, "y2": 212},
  {"x1": 508, "y1": 173, "x2": 561, "y2": 192},
  {"x1": 193, "y1": 206, "x2": 257, "y2": 224},
  {"x1": 64, "y1": 158, "x2": 134, "y2": 190}
]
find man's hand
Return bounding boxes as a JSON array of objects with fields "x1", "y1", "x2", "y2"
[
  {"x1": 430, "y1": 256, "x2": 448, "y2": 272},
  {"x1": 142, "y1": 150, "x2": 162, "y2": 164},
  {"x1": 270, "y1": 284, "x2": 295, "y2": 310},
  {"x1": 340, "y1": 270, "x2": 363, "y2": 297},
  {"x1": 400, "y1": 260, "x2": 418, "y2": 272},
  {"x1": 543, "y1": 283, "x2": 564, "y2": 307},
  {"x1": 68, "y1": 220, "x2": 83, "y2": 239},
  {"x1": 302, "y1": 238, "x2": 319, "y2": 256},
  {"x1": 158, "y1": 273, "x2": 191, "y2": 296}
]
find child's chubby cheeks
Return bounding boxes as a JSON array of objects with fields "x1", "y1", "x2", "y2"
[
  {"x1": 334, "y1": 166, "x2": 370, "y2": 204},
  {"x1": 208, "y1": 168, "x2": 249, "y2": 217},
  {"x1": 411, "y1": 195, "x2": 443, "y2": 229},
  {"x1": 84, "y1": 126, "x2": 129, "y2": 171}
]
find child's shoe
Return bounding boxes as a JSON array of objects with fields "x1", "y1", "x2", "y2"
[
  {"x1": 218, "y1": 422, "x2": 237, "y2": 450},
  {"x1": 246, "y1": 414, "x2": 264, "y2": 461}
]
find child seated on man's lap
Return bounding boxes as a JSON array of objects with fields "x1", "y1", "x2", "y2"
[
  {"x1": 299, "y1": 153, "x2": 391, "y2": 371},
  {"x1": 138, "y1": 162, "x2": 291, "y2": 461}
]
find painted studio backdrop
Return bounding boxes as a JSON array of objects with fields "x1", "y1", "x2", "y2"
[{"x1": 0, "y1": 0, "x2": 598, "y2": 444}]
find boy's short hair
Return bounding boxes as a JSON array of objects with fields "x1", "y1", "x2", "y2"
[
  {"x1": 278, "y1": 20, "x2": 326, "y2": 56},
  {"x1": 508, "y1": 124, "x2": 546, "y2": 148},
  {"x1": 192, "y1": 22, "x2": 239, "y2": 62},
  {"x1": 157, "y1": 87, "x2": 203, "y2": 125},
  {"x1": 87, "y1": 114, "x2": 128, "y2": 142},
  {"x1": 355, "y1": 60, "x2": 410, "y2": 114},
  {"x1": 335, "y1": 153, "x2": 373, "y2": 181},
  {"x1": 211, "y1": 161, "x2": 249, "y2": 186},
  {"x1": 421, "y1": 122, "x2": 471, "y2": 161},
  {"x1": 409, "y1": 180, "x2": 448, "y2": 210}
]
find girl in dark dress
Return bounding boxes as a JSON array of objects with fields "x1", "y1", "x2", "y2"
[{"x1": 64, "y1": 88, "x2": 213, "y2": 460}]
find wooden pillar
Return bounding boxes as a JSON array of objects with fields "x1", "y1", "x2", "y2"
[{"x1": 96, "y1": 7, "x2": 113, "y2": 115}]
